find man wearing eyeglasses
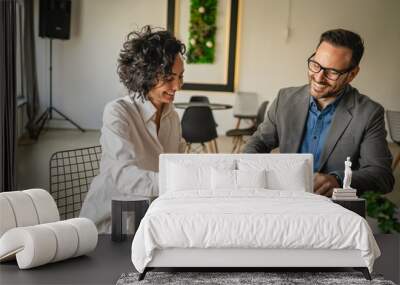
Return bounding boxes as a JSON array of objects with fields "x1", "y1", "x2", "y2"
[{"x1": 243, "y1": 29, "x2": 394, "y2": 197}]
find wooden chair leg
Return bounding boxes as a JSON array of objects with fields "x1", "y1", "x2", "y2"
[
  {"x1": 231, "y1": 137, "x2": 237, "y2": 153},
  {"x1": 236, "y1": 136, "x2": 243, "y2": 153},
  {"x1": 393, "y1": 152, "x2": 400, "y2": 170},
  {"x1": 232, "y1": 136, "x2": 237, "y2": 145},
  {"x1": 241, "y1": 137, "x2": 246, "y2": 152},
  {"x1": 235, "y1": 118, "x2": 241, "y2": 129},
  {"x1": 213, "y1": 139, "x2": 219, "y2": 153},
  {"x1": 207, "y1": 141, "x2": 214, "y2": 153},
  {"x1": 231, "y1": 136, "x2": 238, "y2": 153},
  {"x1": 201, "y1": 143, "x2": 208, "y2": 153}
]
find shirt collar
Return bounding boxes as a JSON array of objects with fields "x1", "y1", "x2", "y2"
[
  {"x1": 130, "y1": 95, "x2": 173, "y2": 123},
  {"x1": 309, "y1": 86, "x2": 346, "y2": 113}
]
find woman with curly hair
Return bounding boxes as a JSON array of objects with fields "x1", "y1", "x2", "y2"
[{"x1": 80, "y1": 26, "x2": 186, "y2": 233}]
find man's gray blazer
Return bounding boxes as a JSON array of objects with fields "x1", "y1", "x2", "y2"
[{"x1": 243, "y1": 84, "x2": 394, "y2": 194}]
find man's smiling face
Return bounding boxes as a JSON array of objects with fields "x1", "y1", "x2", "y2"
[{"x1": 308, "y1": 41, "x2": 359, "y2": 100}]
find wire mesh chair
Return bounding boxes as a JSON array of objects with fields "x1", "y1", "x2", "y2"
[
  {"x1": 49, "y1": 145, "x2": 102, "y2": 220},
  {"x1": 386, "y1": 110, "x2": 400, "y2": 170}
]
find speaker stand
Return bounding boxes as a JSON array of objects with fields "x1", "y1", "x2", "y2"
[{"x1": 35, "y1": 39, "x2": 84, "y2": 139}]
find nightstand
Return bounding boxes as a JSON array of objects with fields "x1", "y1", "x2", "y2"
[
  {"x1": 111, "y1": 196, "x2": 152, "y2": 242},
  {"x1": 332, "y1": 198, "x2": 366, "y2": 218}
]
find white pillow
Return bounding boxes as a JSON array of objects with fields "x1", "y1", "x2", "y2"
[
  {"x1": 238, "y1": 159, "x2": 308, "y2": 191},
  {"x1": 166, "y1": 159, "x2": 236, "y2": 192},
  {"x1": 267, "y1": 165, "x2": 307, "y2": 191},
  {"x1": 237, "y1": 169, "x2": 267, "y2": 189},
  {"x1": 211, "y1": 168, "x2": 267, "y2": 191},
  {"x1": 167, "y1": 162, "x2": 211, "y2": 191},
  {"x1": 211, "y1": 168, "x2": 236, "y2": 190}
]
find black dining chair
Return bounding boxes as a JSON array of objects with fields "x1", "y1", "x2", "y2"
[
  {"x1": 189, "y1": 95, "x2": 218, "y2": 127},
  {"x1": 181, "y1": 106, "x2": 219, "y2": 153},
  {"x1": 226, "y1": 101, "x2": 269, "y2": 153},
  {"x1": 189, "y1": 96, "x2": 210, "y2": 103}
]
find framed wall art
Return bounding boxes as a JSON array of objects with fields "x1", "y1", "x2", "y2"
[{"x1": 167, "y1": 0, "x2": 239, "y2": 92}]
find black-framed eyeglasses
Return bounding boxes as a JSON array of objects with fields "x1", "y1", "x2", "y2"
[{"x1": 307, "y1": 53, "x2": 354, "y2": 81}]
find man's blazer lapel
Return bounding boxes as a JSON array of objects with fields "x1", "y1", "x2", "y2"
[
  {"x1": 284, "y1": 86, "x2": 309, "y2": 153},
  {"x1": 318, "y1": 86, "x2": 355, "y2": 171}
]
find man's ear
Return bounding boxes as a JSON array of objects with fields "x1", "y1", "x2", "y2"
[{"x1": 347, "y1": 66, "x2": 360, "y2": 83}]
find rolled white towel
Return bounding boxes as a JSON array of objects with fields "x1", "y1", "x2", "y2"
[{"x1": 0, "y1": 218, "x2": 98, "y2": 269}]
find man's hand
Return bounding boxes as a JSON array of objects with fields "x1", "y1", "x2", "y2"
[{"x1": 313, "y1": 173, "x2": 340, "y2": 197}]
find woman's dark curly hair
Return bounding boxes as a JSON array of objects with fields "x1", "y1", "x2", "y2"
[{"x1": 117, "y1": 26, "x2": 186, "y2": 100}]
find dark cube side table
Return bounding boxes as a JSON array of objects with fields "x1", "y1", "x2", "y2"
[
  {"x1": 332, "y1": 198, "x2": 366, "y2": 218},
  {"x1": 111, "y1": 197, "x2": 151, "y2": 242}
]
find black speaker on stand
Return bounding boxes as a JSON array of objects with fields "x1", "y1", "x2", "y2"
[{"x1": 36, "y1": 0, "x2": 84, "y2": 138}]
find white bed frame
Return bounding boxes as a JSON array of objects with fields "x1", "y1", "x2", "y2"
[
  {"x1": 143, "y1": 244, "x2": 370, "y2": 280},
  {"x1": 139, "y1": 154, "x2": 371, "y2": 280},
  {"x1": 148, "y1": 248, "x2": 365, "y2": 268}
]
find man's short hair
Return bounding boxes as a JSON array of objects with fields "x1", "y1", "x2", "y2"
[{"x1": 318, "y1": 29, "x2": 364, "y2": 68}]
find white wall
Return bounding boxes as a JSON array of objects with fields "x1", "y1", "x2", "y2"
[
  {"x1": 237, "y1": 0, "x2": 400, "y2": 113},
  {"x1": 35, "y1": 0, "x2": 167, "y2": 129},
  {"x1": 34, "y1": 0, "x2": 400, "y2": 134}
]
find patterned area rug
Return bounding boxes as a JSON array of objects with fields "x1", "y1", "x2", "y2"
[{"x1": 116, "y1": 271, "x2": 395, "y2": 285}]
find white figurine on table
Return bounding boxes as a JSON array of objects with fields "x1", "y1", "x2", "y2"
[
  {"x1": 343, "y1": 157, "x2": 353, "y2": 190},
  {"x1": 332, "y1": 157, "x2": 357, "y2": 199}
]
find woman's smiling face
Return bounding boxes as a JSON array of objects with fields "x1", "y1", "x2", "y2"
[{"x1": 147, "y1": 56, "x2": 184, "y2": 110}]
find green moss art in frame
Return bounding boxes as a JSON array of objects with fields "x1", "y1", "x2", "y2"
[{"x1": 187, "y1": 0, "x2": 218, "y2": 64}]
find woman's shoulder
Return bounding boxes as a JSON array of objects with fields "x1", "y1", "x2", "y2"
[
  {"x1": 103, "y1": 95, "x2": 140, "y2": 121},
  {"x1": 104, "y1": 95, "x2": 136, "y2": 113}
]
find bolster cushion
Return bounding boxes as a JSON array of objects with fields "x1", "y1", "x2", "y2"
[
  {"x1": 0, "y1": 189, "x2": 60, "y2": 237},
  {"x1": 0, "y1": 218, "x2": 98, "y2": 269}
]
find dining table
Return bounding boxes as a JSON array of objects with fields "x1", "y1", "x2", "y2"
[{"x1": 174, "y1": 102, "x2": 233, "y2": 110}]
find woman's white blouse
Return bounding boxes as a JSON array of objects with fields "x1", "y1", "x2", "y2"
[{"x1": 80, "y1": 95, "x2": 185, "y2": 232}]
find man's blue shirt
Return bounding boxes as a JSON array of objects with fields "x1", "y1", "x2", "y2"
[{"x1": 299, "y1": 95, "x2": 343, "y2": 172}]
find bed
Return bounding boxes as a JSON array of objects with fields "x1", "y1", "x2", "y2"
[{"x1": 131, "y1": 154, "x2": 380, "y2": 280}]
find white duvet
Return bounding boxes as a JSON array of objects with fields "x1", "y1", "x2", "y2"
[{"x1": 131, "y1": 190, "x2": 380, "y2": 273}]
